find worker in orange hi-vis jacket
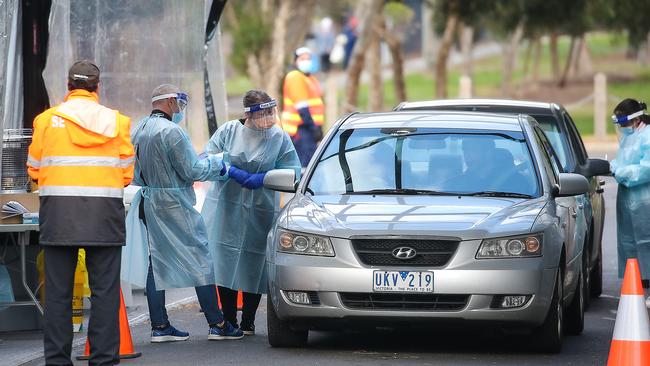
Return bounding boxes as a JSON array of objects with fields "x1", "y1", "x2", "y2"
[
  {"x1": 27, "y1": 60, "x2": 134, "y2": 366},
  {"x1": 281, "y1": 47, "x2": 325, "y2": 167}
]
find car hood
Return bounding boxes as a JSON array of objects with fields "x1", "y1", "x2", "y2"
[{"x1": 280, "y1": 194, "x2": 547, "y2": 240}]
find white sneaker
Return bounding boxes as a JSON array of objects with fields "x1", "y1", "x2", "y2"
[{"x1": 645, "y1": 296, "x2": 650, "y2": 308}]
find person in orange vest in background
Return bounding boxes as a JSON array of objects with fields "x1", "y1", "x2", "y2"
[
  {"x1": 27, "y1": 60, "x2": 135, "y2": 366},
  {"x1": 281, "y1": 47, "x2": 325, "y2": 167}
]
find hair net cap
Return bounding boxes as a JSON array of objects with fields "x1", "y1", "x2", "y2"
[
  {"x1": 152, "y1": 84, "x2": 181, "y2": 100},
  {"x1": 295, "y1": 47, "x2": 312, "y2": 58}
]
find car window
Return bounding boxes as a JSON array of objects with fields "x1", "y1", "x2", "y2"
[
  {"x1": 531, "y1": 114, "x2": 574, "y2": 173},
  {"x1": 307, "y1": 128, "x2": 540, "y2": 197},
  {"x1": 533, "y1": 128, "x2": 560, "y2": 186},
  {"x1": 562, "y1": 110, "x2": 589, "y2": 163}
]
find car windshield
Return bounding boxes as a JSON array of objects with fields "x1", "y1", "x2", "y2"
[
  {"x1": 306, "y1": 128, "x2": 540, "y2": 197},
  {"x1": 530, "y1": 114, "x2": 573, "y2": 172}
]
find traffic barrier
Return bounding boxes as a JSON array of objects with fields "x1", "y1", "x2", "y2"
[
  {"x1": 77, "y1": 289, "x2": 141, "y2": 360},
  {"x1": 607, "y1": 258, "x2": 650, "y2": 365}
]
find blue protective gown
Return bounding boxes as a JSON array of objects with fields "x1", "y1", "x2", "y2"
[
  {"x1": 611, "y1": 125, "x2": 650, "y2": 279},
  {"x1": 121, "y1": 115, "x2": 228, "y2": 289},
  {"x1": 201, "y1": 120, "x2": 301, "y2": 294}
]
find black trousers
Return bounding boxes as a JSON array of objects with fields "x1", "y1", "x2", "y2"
[
  {"x1": 43, "y1": 246, "x2": 122, "y2": 366},
  {"x1": 217, "y1": 286, "x2": 261, "y2": 327}
]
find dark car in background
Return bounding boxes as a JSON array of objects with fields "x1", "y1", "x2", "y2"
[{"x1": 394, "y1": 99, "x2": 610, "y2": 302}]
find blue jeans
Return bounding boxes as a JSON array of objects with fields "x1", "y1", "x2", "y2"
[{"x1": 146, "y1": 260, "x2": 224, "y2": 328}]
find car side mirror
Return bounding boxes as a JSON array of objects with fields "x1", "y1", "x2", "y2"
[
  {"x1": 581, "y1": 158, "x2": 610, "y2": 177},
  {"x1": 554, "y1": 173, "x2": 590, "y2": 197},
  {"x1": 263, "y1": 169, "x2": 297, "y2": 193}
]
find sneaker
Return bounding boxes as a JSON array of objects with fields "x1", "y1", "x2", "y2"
[
  {"x1": 646, "y1": 296, "x2": 650, "y2": 308},
  {"x1": 151, "y1": 325, "x2": 190, "y2": 343},
  {"x1": 208, "y1": 321, "x2": 244, "y2": 340},
  {"x1": 240, "y1": 322, "x2": 255, "y2": 336}
]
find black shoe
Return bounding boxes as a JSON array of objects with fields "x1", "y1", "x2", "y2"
[
  {"x1": 240, "y1": 322, "x2": 255, "y2": 336},
  {"x1": 643, "y1": 279, "x2": 649, "y2": 289}
]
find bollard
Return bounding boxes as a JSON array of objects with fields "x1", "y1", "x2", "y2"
[
  {"x1": 459, "y1": 75, "x2": 472, "y2": 99},
  {"x1": 594, "y1": 73, "x2": 607, "y2": 141}
]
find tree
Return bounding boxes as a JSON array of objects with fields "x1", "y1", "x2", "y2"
[
  {"x1": 375, "y1": 1, "x2": 414, "y2": 103},
  {"x1": 344, "y1": 0, "x2": 384, "y2": 113},
  {"x1": 224, "y1": 0, "x2": 316, "y2": 97}
]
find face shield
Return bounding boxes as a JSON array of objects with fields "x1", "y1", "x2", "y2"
[
  {"x1": 612, "y1": 110, "x2": 645, "y2": 126},
  {"x1": 244, "y1": 99, "x2": 279, "y2": 130}
]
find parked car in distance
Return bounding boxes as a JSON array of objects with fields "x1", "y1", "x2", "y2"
[{"x1": 264, "y1": 111, "x2": 592, "y2": 353}]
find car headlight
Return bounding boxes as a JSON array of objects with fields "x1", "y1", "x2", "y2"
[
  {"x1": 476, "y1": 234, "x2": 542, "y2": 259},
  {"x1": 277, "y1": 229, "x2": 335, "y2": 257}
]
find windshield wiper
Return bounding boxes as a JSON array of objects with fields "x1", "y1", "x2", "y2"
[
  {"x1": 346, "y1": 188, "x2": 454, "y2": 195},
  {"x1": 464, "y1": 191, "x2": 534, "y2": 199}
]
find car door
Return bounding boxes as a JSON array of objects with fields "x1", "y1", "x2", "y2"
[
  {"x1": 534, "y1": 127, "x2": 586, "y2": 289},
  {"x1": 561, "y1": 109, "x2": 604, "y2": 267}
]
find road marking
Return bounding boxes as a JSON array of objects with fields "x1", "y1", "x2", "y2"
[
  {"x1": 601, "y1": 294, "x2": 620, "y2": 299},
  {"x1": 603, "y1": 317, "x2": 617, "y2": 321},
  {"x1": 13, "y1": 295, "x2": 199, "y2": 366}
]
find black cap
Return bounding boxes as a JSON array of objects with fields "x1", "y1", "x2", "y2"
[{"x1": 68, "y1": 60, "x2": 100, "y2": 86}]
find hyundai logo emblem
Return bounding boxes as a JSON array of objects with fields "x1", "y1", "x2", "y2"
[{"x1": 392, "y1": 246, "x2": 417, "y2": 260}]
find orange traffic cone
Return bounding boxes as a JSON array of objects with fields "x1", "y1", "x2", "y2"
[
  {"x1": 77, "y1": 289, "x2": 141, "y2": 360},
  {"x1": 607, "y1": 258, "x2": 650, "y2": 365}
]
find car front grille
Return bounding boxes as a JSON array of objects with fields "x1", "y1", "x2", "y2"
[
  {"x1": 339, "y1": 292, "x2": 469, "y2": 311},
  {"x1": 351, "y1": 239, "x2": 459, "y2": 267}
]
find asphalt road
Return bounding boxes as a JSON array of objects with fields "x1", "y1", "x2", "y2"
[{"x1": 21, "y1": 150, "x2": 626, "y2": 366}]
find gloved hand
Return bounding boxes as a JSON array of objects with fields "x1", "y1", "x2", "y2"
[
  {"x1": 228, "y1": 165, "x2": 251, "y2": 185},
  {"x1": 242, "y1": 172, "x2": 267, "y2": 190}
]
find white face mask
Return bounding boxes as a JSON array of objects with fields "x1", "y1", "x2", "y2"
[{"x1": 297, "y1": 59, "x2": 313, "y2": 74}]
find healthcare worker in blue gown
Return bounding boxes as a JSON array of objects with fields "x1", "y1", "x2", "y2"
[
  {"x1": 201, "y1": 90, "x2": 301, "y2": 335},
  {"x1": 610, "y1": 98, "x2": 650, "y2": 304},
  {"x1": 122, "y1": 84, "x2": 243, "y2": 342}
]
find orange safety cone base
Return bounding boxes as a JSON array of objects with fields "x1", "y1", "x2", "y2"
[
  {"x1": 607, "y1": 340, "x2": 650, "y2": 366},
  {"x1": 77, "y1": 289, "x2": 141, "y2": 360}
]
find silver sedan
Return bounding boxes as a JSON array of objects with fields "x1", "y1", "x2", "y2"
[{"x1": 264, "y1": 111, "x2": 590, "y2": 353}]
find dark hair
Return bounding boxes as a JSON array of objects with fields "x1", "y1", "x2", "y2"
[
  {"x1": 614, "y1": 98, "x2": 650, "y2": 124},
  {"x1": 243, "y1": 89, "x2": 272, "y2": 108},
  {"x1": 68, "y1": 80, "x2": 98, "y2": 93}
]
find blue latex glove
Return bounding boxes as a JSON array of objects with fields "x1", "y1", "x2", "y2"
[
  {"x1": 242, "y1": 172, "x2": 267, "y2": 190},
  {"x1": 228, "y1": 165, "x2": 251, "y2": 185}
]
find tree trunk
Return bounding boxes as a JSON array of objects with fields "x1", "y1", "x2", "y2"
[
  {"x1": 368, "y1": 17, "x2": 383, "y2": 111},
  {"x1": 435, "y1": 3, "x2": 459, "y2": 99},
  {"x1": 550, "y1": 32, "x2": 560, "y2": 81},
  {"x1": 501, "y1": 20, "x2": 525, "y2": 97},
  {"x1": 569, "y1": 36, "x2": 583, "y2": 77},
  {"x1": 344, "y1": 0, "x2": 384, "y2": 113},
  {"x1": 558, "y1": 36, "x2": 576, "y2": 88},
  {"x1": 459, "y1": 23, "x2": 474, "y2": 77},
  {"x1": 247, "y1": 54, "x2": 263, "y2": 88},
  {"x1": 375, "y1": 16, "x2": 406, "y2": 103},
  {"x1": 285, "y1": 0, "x2": 317, "y2": 55},
  {"x1": 422, "y1": 0, "x2": 438, "y2": 71},
  {"x1": 264, "y1": 0, "x2": 292, "y2": 98},
  {"x1": 531, "y1": 37, "x2": 542, "y2": 92}
]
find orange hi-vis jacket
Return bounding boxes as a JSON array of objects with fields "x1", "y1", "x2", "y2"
[
  {"x1": 281, "y1": 70, "x2": 324, "y2": 136},
  {"x1": 27, "y1": 89, "x2": 135, "y2": 246}
]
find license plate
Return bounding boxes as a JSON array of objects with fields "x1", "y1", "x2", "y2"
[{"x1": 372, "y1": 271, "x2": 433, "y2": 293}]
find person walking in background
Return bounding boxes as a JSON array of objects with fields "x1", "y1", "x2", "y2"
[
  {"x1": 125, "y1": 84, "x2": 243, "y2": 342},
  {"x1": 315, "y1": 17, "x2": 336, "y2": 73},
  {"x1": 342, "y1": 15, "x2": 358, "y2": 69},
  {"x1": 202, "y1": 90, "x2": 301, "y2": 335},
  {"x1": 281, "y1": 47, "x2": 325, "y2": 167},
  {"x1": 610, "y1": 98, "x2": 650, "y2": 306},
  {"x1": 27, "y1": 60, "x2": 134, "y2": 366}
]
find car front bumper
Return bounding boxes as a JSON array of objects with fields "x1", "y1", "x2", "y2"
[{"x1": 268, "y1": 238, "x2": 557, "y2": 329}]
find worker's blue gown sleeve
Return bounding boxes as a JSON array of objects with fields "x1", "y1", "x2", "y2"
[
  {"x1": 121, "y1": 116, "x2": 227, "y2": 289},
  {"x1": 611, "y1": 126, "x2": 650, "y2": 279},
  {"x1": 201, "y1": 120, "x2": 301, "y2": 294}
]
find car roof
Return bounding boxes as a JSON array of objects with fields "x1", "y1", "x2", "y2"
[
  {"x1": 341, "y1": 111, "x2": 526, "y2": 132},
  {"x1": 396, "y1": 99, "x2": 561, "y2": 115}
]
